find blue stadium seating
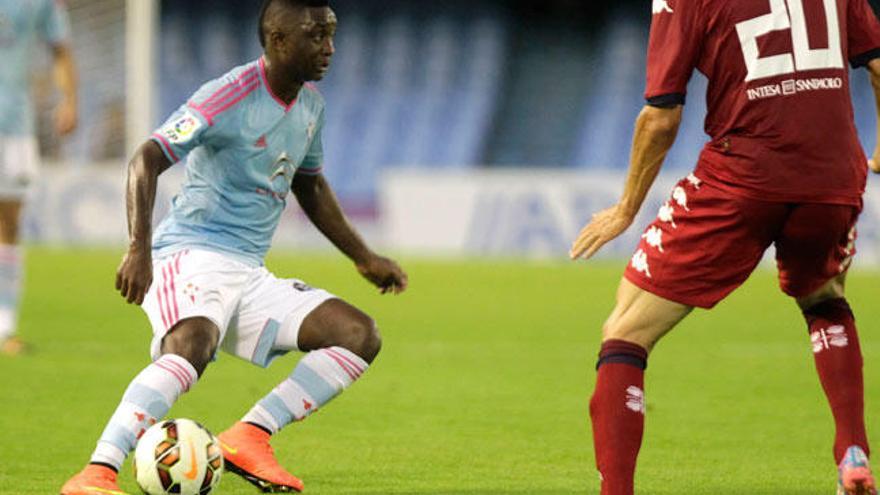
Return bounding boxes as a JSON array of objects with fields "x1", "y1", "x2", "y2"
[{"x1": 157, "y1": 1, "x2": 879, "y2": 206}]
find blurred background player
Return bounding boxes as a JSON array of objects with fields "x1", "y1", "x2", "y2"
[
  {"x1": 570, "y1": 0, "x2": 880, "y2": 493},
  {"x1": 60, "y1": 0, "x2": 407, "y2": 493},
  {"x1": 0, "y1": 0, "x2": 77, "y2": 356}
]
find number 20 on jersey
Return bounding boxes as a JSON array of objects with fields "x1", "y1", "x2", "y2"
[{"x1": 737, "y1": 0, "x2": 844, "y2": 82}]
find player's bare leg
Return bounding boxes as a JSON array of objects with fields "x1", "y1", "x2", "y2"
[
  {"x1": 797, "y1": 274, "x2": 875, "y2": 495},
  {"x1": 61, "y1": 318, "x2": 218, "y2": 495},
  {"x1": 591, "y1": 279, "x2": 691, "y2": 495},
  {"x1": 220, "y1": 299, "x2": 380, "y2": 493},
  {"x1": 0, "y1": 199, "x2": 24, "y2": 356}
]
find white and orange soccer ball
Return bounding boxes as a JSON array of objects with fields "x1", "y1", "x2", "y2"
[{"x1": 133, "y1": 418, "x2": 223, "y2": 495}]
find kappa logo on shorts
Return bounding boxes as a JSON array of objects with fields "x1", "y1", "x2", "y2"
[
  {"x1": 658, "y1": 202, "x2": 677, "y2": 228},
  {"x1": 631, "y1": 249, "x2": 652, "y2": 278},
  {"x1": 686, "y1": 173, "x2": 702, "y2": 189},
  {"x1": 292, "y1": 281, "x2": 314, "y2": 292},
  {"x1": 642, "y1": 226, "x2": 665, "y2": 253},
  {"x1": 652, "y1": 0, "x2": 673, "y2": 14},
  {"x1": 672, "y1": 186, "x2": 690, "y2": 211}
]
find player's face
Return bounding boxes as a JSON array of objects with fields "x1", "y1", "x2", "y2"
[{"x1": 272, "y1": 7, "x2": 337, "y2": 82}]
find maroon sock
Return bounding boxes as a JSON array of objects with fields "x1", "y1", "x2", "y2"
[
  {"x1": 804, "y1": 298, "x2": 869, "y2": 463},
  {"x1": 590, "y1": 339, "x2": 648, "y2": 495}
]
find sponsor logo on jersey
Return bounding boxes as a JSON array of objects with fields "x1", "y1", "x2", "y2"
[
  {"x1": 270, "y1": 152, "x2": 295, "y2": 182},
  {"x1": 161, "y1": 111, "x2": 203, "y2": 144},
  {"x1": 652, "y1": 0, "x2": 673, "y2": 14},
  {"x1": 746, "y1": 77, "x2": 843, "y2": 101},
  {"x1": 256, "y1": 152, "x2": 296, "y2": 202}
]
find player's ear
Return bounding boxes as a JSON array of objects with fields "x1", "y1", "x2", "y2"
[{"x1": 268, "y1": 30, "x2": 286, "y2": 52}]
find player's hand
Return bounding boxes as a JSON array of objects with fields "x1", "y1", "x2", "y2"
[
  {"x1": 570, "y1": 205, "x2": 635, "y2": 260},
  {"x1": 116, "y1": 246, "x2": 153, "y2": 305},
  {"x1": 356, "y1": 254, "x2": 408, "y2": 295},
  {"x1": 870, "y1": 151, "x2": 880, "y2": 174},
  {"x1": 54, "y1": 98, "x2": 77, "y2": 136}
]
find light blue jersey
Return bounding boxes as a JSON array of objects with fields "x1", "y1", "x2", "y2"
[
  {"x1": 0, "y1": 0, "x2": 70, "y2": 136},
  {"x1": 150, "y1": 58, "x2": 325, "y2": 266}
]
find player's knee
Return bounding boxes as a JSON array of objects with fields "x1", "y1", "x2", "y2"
[
  {"x1": 602, "y1": 316, "x2": 631, "y2": 343},
  {"x1": 339, "y1": 315, "x2": 381, "y2": 363},
  {"x1": 160, "y1": 318, "x2": 220, "y2": 376},
  {"x1": 795, "y1": 274, "x2": 846, "y2": 311},
  {"x1": 602, "y1": 312, "x2": 658, "y2": 352}
]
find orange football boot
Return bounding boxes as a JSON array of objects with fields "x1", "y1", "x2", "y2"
[
  {"x1": 218, "y1": 422, "x2": 304, "y2": 493},
  {"x1": 0, "y1": 336, "x2": 26, "y2": 356},
  {"x1": 59, "y1": 464, "x2": 128, "y2": 495}
]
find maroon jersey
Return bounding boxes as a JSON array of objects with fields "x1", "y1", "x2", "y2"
[{"x1": 646, "y1": 0, "x2": 880, "y2": 206}]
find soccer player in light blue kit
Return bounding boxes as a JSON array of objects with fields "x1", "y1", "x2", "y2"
[
  {"x1": 61, "y1": 1, "x2": 407, "y2": 493},
  {"x1": 0, "y1": 0, "x2": 77, "y2": 356}
]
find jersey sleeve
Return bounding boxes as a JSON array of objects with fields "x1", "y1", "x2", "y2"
[
  {"x1": 297, "y1": 108, "x2": 325, "y2": 175},
  {"x1": 644, "y1": 0, "x2": 704, "y2": 107},
  {"x1": 149, "y1": 77, "x2": 237, "y2": 164},
  {"x1": 847, "y1": 0, "x2": 880, "y2": 68},
  {"x1": 39, "y1": 0, "x2": 71, "y2": 46},
  {"x1": 150, "y1": 105, "x2": 213, "y2": 165}
]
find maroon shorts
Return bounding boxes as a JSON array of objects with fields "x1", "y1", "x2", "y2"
[{"x1": 623, "y1": 174, "x2": 860, "y2": 309}]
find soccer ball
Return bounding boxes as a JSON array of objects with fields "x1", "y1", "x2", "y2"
[{"x1": 133, "y1": 418, "x2": 223, "y2": 495}]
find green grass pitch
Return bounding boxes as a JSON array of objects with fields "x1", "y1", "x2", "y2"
[{"x1": 0, "y1": 247, "x2": 878, "y2": 494}]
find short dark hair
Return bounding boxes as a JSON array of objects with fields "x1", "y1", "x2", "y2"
[{"x1": 258, "y1": 0, "x2": 331, "y2": 48}]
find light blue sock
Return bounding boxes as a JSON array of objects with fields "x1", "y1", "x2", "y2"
[
  {"x1": 90, "y1": 354, "x2": 198, "y2": 470},
  {"x1": 242, "y1": 347, "x2": 368, "y2": 433}
]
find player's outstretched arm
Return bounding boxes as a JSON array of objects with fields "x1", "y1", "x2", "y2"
[
  {"x1": 51, "y1": 44, "x2": 77, "y2": 136},
  {"x1": 868, "y1": 58, "x2": 880, "y2": 174},
  {"x1": 570, "y1": 104, "x2": 683, "y2": 260},
  {"x1": 116, "y1": 141, "x2": 172, "y2": 304},
  {"x1": 291, "y1": 173, "x2": 408, "y2": 294}
]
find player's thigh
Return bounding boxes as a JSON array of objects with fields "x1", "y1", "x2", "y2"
[
  {"x1": 296, "y1": 298, "x2": 379, "y2": 356},
  {"x1": 141, "y1": 249, "x2": 249, "y2": 360},
  {"x1": 624, "y1": 174, "x2": 787, "y2": 309},
  {"x1": 224, "y1": 272, "x2": 337, "y2": 368},
  {"x1": 775, "y1": 203, "x2": 859, "y2": 300},
  {"x1": 603, "y1": 278, "x2": 693, "y2": 351},
  {"x1": 796, "y1": 272, "x2": 847, "y2": 311}
]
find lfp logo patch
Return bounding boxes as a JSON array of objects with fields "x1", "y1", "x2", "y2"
[{"x1": 162, "y1": 111, "x2": 203, "y2": 144}]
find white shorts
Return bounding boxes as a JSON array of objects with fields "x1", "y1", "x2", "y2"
[
  {"x1": 141, "y1": 249, "x2": 336, "y2": 367},
  {"x1": 0, "y1": 137, "x2": 39, "y2": 198}
]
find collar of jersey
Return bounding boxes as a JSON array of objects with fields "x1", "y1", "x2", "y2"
[{"x1": 259, "y1": 56, "x2": 299, "y2": 113}]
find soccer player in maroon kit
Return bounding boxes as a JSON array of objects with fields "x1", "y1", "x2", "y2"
[{"x1": 570, "y1": 0, "x2": 880, "y2": 493}]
